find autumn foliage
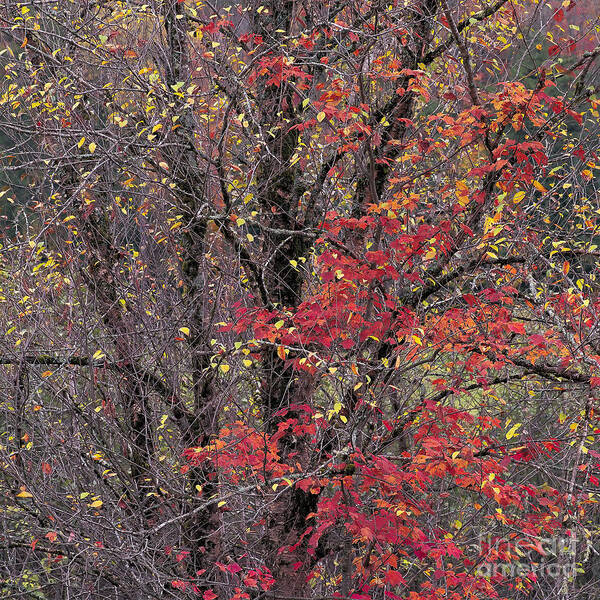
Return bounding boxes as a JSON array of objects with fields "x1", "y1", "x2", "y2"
[{"x1": 1, "y1": 0, "x2": 600, "y2": 599}]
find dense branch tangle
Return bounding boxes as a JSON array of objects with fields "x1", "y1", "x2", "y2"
[{"x1": 1, "y1": 1, "x2": 600, "y2": 600}]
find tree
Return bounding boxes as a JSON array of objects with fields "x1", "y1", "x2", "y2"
[{"x1": 1, "y1": 0, "x2": 600, "y2": 598}]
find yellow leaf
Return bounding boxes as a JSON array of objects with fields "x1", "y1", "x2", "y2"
[
  {"x1": 317, "y1": 111, "x2": 326, "y2": 122},
  {"x1": 89, "y1": 142, "x2": 96, "y2": 153},
  {"x1": 179, "y1": 327, "x2": 190, "y2": 336},
  {"x1": 274, "y1": 320, "x2": 285, "y2": 329},
  {"x1": 77, "y1": 137, "x2": 85, "y2": 148},
  {"x1": 93, "y1": 350, "x2": 105, "y2": 360},
  {"x1": 533, "y1": 181, "x2": 547, "y2": 193},
  {"x1": 88, "y1": 500, "x2": 103, "y2": 508},
  {"x1": 277, "y1": 345, "x2": 286, "y2": 360},
  {"x1": 412, "y1": 335, "x2": 422, "y2": 346},
  {"x1": 455, "y1": 180, "x2": 469, "y2": 206},
  {"x1": 506, "y1": 423, "x2": 522, "y2": 440},
  {"x1": 220, "y1": 364, "x2": 230, "y2": 373},
  {"x1": 513, "y1": 191, "x2": 526, "y2": 203},
  {"x1": 16, "y1": 488, "x2": 32, "y2": 498}
]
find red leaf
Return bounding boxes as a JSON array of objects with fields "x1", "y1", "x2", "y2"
[
  {"x1": 529, "y1": 334, "x2": 546, "y2": 347},
  {"x1": 227, "y1": 563, "x2": 242, "y2": 574},
  {"x1": 553, "y1": 8, "x2": 564, "y2": 22},
  {"x1": 171, "y1": 580, "x2": 187, "y2": 590},
  {"x1": 573, "y1": 146, "x2": 586, "y2": 161},
  {"x1": 45, "y1": 531, "x2": 58, "y2": 543},
  {"x1": 171, "y1": 579, "x2": 187, "y2": 590},
  {"x1": 462, "y1": 294, "x2": 477, "y2": 307},
  {"x1": 385, "y1": 570, "x2": 406, "y2": 586}
]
